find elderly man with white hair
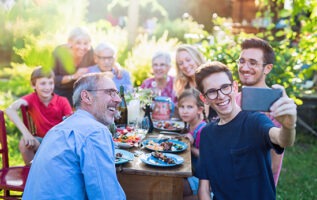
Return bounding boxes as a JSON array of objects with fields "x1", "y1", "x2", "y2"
[{"x1": 87, "y1": 42, "x2": 133, "y2": 92}]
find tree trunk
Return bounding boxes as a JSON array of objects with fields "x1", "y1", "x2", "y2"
[{"x1": 127, "y1": 0, "x2": 139, "y2": 48}]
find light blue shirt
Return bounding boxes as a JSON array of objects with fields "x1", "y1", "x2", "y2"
[
  {"x1": 87, "y1": 65, "x2": 133, "y2": 92},
  {"x1": 23, "y1": 109, "x2": 126, "y2": 200}
]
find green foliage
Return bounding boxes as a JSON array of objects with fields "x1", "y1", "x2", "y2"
[
  {"x1": 258, "y1": 0, "x2": 317, "y2": 101},
  {"x1": 7, "y1": 132, "x2": 24, "y2": 166},
  {"x1": 153, "y1": 15, "x2": 208, "y2": 43},
  {"x1": 125, "y1": 32, "x2": 180, "y2": 86},
  {"x1": 108, "y1": 0, "x2": 168, "y2": 20},
  {"x1": 196, "y1": 9, "x2": 317, "y2": 105},
  {"x1": 13, "y1": 34, "x2": 55, "y2": 69},
  {"x1": 87, "y1": 20, "x2": 129, "y2": 65},
  {"x1": 125, "y1": 88, "x2": 153, "y2": 107},
  {"x1": 0, "y1": 64, "x2": 33, "y2": 98},
  {"x1": 0, "y1": 0, "x2": 90, "y2": 65}
]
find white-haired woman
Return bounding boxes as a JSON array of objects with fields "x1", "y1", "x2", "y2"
[
  {"x1": 52, "y1": 27, "x2": 95, "y2": 105},
  {"x1": 140, "y1": 51, "x2": 177, "y2": 103}
]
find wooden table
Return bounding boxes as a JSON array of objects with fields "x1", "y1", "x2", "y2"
[{"x1": 116, "y1": 133, "x2": 192, "y2": 200}]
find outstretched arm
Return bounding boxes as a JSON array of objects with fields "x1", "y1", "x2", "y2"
[
  {"x1": 198, "y1": 179, "x2": 212, "y2": 200},
  {"x1": 113, "y1": 62, "x2": 123, "y2": 79},
  {"x1": 5, "y1": 99, "x2": 38, "y2": 148},
  {"x1": 269, "y1": 85, "x2": 297, "y2": 147}
]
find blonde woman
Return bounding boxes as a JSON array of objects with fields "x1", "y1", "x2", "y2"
[
  {"x1": 175, "y1": 45, "x2": 217, "y2": 122},
  {"x1": 174, "y1": 44, "x2": 205, "y2": 97}
]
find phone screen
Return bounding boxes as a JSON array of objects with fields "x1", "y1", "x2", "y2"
[{"x1": 241, "y1": 87, "x2": 282, "y2": 112}]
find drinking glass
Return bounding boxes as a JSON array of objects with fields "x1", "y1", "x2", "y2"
[
  {"x1": 136, "y1": 116, "x2": 150, "y2": 137},
  {"x1": 128, "y1": 99, "x2": 140, "y2": 126}
]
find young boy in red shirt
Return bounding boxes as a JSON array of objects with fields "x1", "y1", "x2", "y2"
[{"x1": 6, "y1": 66, "x2": 72, "y2": 165}]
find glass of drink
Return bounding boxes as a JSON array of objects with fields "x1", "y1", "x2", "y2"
[{"x1": 128, "y1": 99, "x2": 140, "y2": 128}]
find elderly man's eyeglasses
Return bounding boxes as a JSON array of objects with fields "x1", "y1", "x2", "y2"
[
  {"x1": 204, "y1": 84, "x2": 233, "y2": 100},
  {"x1": 236, "y1": 58, "x2": 267, "y2": 68},
  {"x1": 96, "y1": 55, "x2": 114, "y2": 60},
  {"x1": 153, "y1": 63, "x2": 167, "y2": 68},
  {"x1": 87, "y1": 89, "x2": 119, "y2": 98}
]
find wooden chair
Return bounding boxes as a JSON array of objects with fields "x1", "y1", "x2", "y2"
[
  {"x1": 20, "y1": 105, "x2": 36, "y2": 136},
  {"x1": 0, "y1": 110, "x2": 30, "y2": 199}
]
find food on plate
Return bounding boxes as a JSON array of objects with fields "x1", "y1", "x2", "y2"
[
  {"x1": 113, "y1": 134, "x2": 141, "y2": 145},
  {"x1": 146, "y1": 140, "x2": 183, "y2": 151},
  {"x1": 146, "y1": 140, "x2": 164, "y2": 151},
  {"x1": 161, "y1": 141, "x2": 173, "y2": 151},
  {"x1": 155, "y1": 121, "x2": 183, "y2": 130},
  {"x1": 115, "y1": 152, "x2": 122, "y2": 162},
  {"x1": 116, "y1": 152, "x2": 123, "y2": 158},
  {"x1": 151, "y1": 152, "x2": 175, "y2": 164},
  {"x1": 116, "y1": 126, "x2": 134, "y2": 135},
  {"x1": 115, "y1": 150, "x2": 134, "y2": 163}
]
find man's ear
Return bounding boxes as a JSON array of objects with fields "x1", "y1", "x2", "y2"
[
  {"x1": 199, "y1": 93, "x2": 206, "y2": 102},
  {"x1": 199, "y1": 93, "x2": 210, "y2": 105},
  {"x1": 81, "y1": 90, "x2": 93, "y2": 104},
  {"x1": 264, "y1": 64, "x2": 273, "y2": 75}
]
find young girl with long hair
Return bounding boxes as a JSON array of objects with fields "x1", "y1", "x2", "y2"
[{"x1": 178, "y1": 88, "x2": 207, "y2": 198}]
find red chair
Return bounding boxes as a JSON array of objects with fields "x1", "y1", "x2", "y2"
[
  {"x1": 0, "y1": 110, "x2": 30, "y2": 199},
  {"x1": 20, "y1": 105, "x2": 36, "y2": 136}
]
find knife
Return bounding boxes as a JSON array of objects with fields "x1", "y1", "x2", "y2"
[{"x1": 160, "y1": 131, "x2": 182, "y2": 136}]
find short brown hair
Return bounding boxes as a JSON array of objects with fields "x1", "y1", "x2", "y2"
[
  {"x1": 195, "y1": 61, "x2": 233, "y2": 93},
  {"x1": 30, "y1": 66, "x2": 55, "y2": 86},
  {"x1": 241, "y1": 37, "x2": 275, "y2": 64}
]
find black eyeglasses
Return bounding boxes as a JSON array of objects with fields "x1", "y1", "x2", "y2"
[
  {"x1": 204, "y1": 84, "x2": 233, "y2": 100},
  {"x1": 236, "y1": 58, "x2": 267, "y2": 68},
  {"x1": 87, "y1": 89, "x2": 119, "y2": 98}
]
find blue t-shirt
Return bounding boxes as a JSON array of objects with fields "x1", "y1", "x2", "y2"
[
  {"x1": 87, "y1": 65, "x2": 133, "y2": 92},
  {"x1": 197, "y1": 111, "x2": 283, "y2": 200},
  {"x1": 23, "y1": 109, "x2": 126, "y2": 200}
]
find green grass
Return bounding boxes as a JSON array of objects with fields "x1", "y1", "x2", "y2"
[
  {"x1": 6, "y1": 131, "x2": 317, "y2": 199},
  {"x1": 277, "y1": 132, "x2": 317, "y2": 200}
]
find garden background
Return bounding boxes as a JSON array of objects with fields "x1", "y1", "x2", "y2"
[{"x1": 0, "y1": 0, "x2": 316, "y2": 199}]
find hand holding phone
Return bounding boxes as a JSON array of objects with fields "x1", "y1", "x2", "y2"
[{"x1": 241, "y1": 87, "x2": 282, "y2": 112}]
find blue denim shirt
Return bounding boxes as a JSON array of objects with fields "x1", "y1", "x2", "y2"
[{"x1": 23, "y1": 109, "x2": 126, "y2": 200}]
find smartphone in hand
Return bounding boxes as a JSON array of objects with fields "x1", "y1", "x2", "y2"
[{"x1": 241, "y1": 87, "x2": 282, "y2": 112}]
